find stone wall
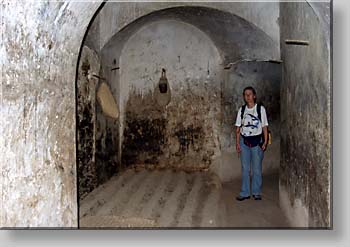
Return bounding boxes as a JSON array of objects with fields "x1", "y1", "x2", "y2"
[
  {"x1": 94, "y1": 97, "x2": 119, "y2": 189},
  {"x1": 76, "y1": 45, "x2": 119, "y2": 200},
  {"x1": 77, "y1": 46, "x2": 99, "y2": 199},
  {"x1": 279, "y1": 1, "x2": 331, "y2": 228},
  {"x1": 1, "y1": 1, "x2": 102, "y2": 227}
]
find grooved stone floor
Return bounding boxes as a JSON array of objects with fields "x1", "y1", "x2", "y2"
[{"x1": 79, "y1": 169, "x2": 289, "y2": 228}]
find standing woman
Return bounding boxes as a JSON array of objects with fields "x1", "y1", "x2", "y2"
[{"x1": 235, "y1": 86, "x2": 269, "y2": 201}]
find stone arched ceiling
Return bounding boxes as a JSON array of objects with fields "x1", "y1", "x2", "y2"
[
  {"x1": 101, "y1": 6, "x2": 280, "y2": 67},
  {"x1": 98, "y1": 1, "x2": 280, "y2": 49}
]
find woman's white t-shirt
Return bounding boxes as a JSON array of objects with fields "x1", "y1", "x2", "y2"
[{"x1": 235, "y1": 104, "x2": 268, "y2": 136}]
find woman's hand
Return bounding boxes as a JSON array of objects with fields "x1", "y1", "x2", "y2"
[
  {"x1": 236, "y1": 142, "x2": 241, "y2": 153},
  {"x1": 262, "y1": 126, "x2": 268, "y2": 151},
  {"x1": 261, "y1": 142, "x2": 267, "y2": 151}
]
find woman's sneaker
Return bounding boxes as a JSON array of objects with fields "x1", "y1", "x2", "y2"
[
  {"x1": 236, "y1": 195, "x2": 251, "y2": 201},
  {"x1": 253, "y1": 195, "x2": 262, "y2": 200}
]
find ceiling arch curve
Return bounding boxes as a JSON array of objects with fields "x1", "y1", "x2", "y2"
[{"x1": 101, "y1": 6, "x2": 279, "y2": 67}]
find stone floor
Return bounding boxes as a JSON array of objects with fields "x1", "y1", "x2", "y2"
[{"x1": 79, "y1": 169, "x2": 289, "y2": 228}]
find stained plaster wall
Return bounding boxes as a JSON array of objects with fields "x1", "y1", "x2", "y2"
[
  {"x1": 279, "y1": 2, "x2": 331, "y2": 227},
  {"x1": 77, "y1": 20, "x2": 119, "y2": 200},
  {"x1": 1, "y1": 1, "x2": 102, "y2": 227},
  {"x1": 77, "y1": 45, "x2": 119, "y2": 201},
  {"x1": 119, "y1": 20, "x2": 223, "y2": 170},
  {"x1": 77, "y1": 46, "x2": 99, "y2": 200},
  {"x1": 94, "y1": 99, "x2": 119, "y2": 193}
]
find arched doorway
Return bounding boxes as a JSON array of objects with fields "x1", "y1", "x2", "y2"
[{"x1": 76, "y1": 2, "x2": 282, "y2": 228}]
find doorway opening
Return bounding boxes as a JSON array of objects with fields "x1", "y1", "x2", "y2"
[{"x1": 76, "y1": 2, "x2": 284, "y2": 228}]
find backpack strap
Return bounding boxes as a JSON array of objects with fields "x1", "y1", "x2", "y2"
[
  {"x1": 257, "y1": 103, "x2": 262, "y2": 122},
  {"x1": 240, "y1": 104, "x2": 246, "y2": 124}
]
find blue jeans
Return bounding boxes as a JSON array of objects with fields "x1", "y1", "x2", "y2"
[{"x1": 239, "y1": 136, "x2": 264, "y2": 197}]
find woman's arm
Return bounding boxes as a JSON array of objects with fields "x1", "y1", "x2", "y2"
[
  {"x1": 236, "y1": 126, "x2": 241, "y2": 153},
  {"x1": 261, "y1": 126, "x2": 268, "y2": 150}
]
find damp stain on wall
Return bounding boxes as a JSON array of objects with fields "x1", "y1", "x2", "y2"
[
  {"x1": 77, "y1": 46, "x2": 120, "y2": 200},
  {"x1": 121, "y1": 80, "x2": 219, "y2": 170},
  {"x1": 174, "y1": 124, "x2": 204, "y2": 154},
  {"x1": 95, "y1": 122, "x2": 119, "y2": 185},
  {"x1": 77, "y1": 102, "x2": 97, "y2": 198},
  {"x1": 122, "y1": 117, "x2": 167, "y2": 166}
]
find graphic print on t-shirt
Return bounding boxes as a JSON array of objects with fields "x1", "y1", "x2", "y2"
[
  {"x1": 244, "y1": 114, "x2": 260, "y2": 130},
  {"x1": 242, "y1": 112, "x2": 261, "y2": 136},
  {"x1": 235, "y1": 103, "x2": 268, "y2": 137}
]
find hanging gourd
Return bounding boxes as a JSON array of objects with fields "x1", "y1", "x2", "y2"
[
  {"x1": 159, "y1": 68, "x2": 168, "y2": 93},
  {"x1": 155, "y1": 68, "x2": 171, "y2": 106}
]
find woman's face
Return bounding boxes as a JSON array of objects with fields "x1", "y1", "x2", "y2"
[{"x1": 243, "y1": 89, "x2": 256, "y2": 104}]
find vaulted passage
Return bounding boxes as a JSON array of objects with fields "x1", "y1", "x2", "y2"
[
  {"x1": 1, "y1": 1, "x2": 331, "y2": 228},
  {"x1": 77, "y1": 2, "x2": 284, "y2": 228}
]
